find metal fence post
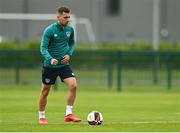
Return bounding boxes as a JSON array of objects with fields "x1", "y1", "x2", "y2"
[
  {"x1": 15, "y1": 51, "x2": 20, "y2": 84},
  {"x1": 117, "y1": 51, "x2": 122, "y2": 92},
  {"x1": 167, "y1": 55, "x2": 172, "y2": 90},
  {"x1": 152, "y1": 51, "x2": 159, "y2": 84},
  {"x1": 107, "y1": 60, "x2": 113, "y2": 89}
]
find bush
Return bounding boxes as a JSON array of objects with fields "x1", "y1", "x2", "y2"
[
  {"x1": 0, "y1": 40, "x2": 180, "y2": 51},
  {"x1": 0, "y1": 41, "x2": 17, "y2": 49},
  {"x1": 23, "y1": 40, "x2": 40, "y2": 49},
  {"x1": 0, "y1": 40, "x2": 40, "y2": 49}
]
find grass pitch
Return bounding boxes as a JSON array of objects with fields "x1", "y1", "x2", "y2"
[{"x1": 0, "y1": 84, "x2": 180, "y2": 132}]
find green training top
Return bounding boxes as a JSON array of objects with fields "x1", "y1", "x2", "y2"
[{"x1": 40, "y1": 22, "x2": 75, "y2": 68}]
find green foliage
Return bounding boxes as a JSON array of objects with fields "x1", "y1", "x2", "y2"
[
  {"x1": 0, "y1": 40, "x2": 180, "y2": 51},
  {"x1": 0, "y1": 40, "x2": 40, "y2": 49},
  {"x1": 0, "y1": 40, "x2": 17, "y2": 49},
  {"x1": 76, "y1": 41, "x2": 153, "y2": 50},
  {"x1": 77, "y1": 41, "x2": 180, "y2": 51},
  {"x1": 23, "y1": 40, "x2": 40, "y2": 49},
  {"x1": 159, "y1": 41, "x2": 180, "y2": 51}
]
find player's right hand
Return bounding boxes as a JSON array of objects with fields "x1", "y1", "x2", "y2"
[{"x1": 50, "y1": 58, "x2": 58, "y2": 65}]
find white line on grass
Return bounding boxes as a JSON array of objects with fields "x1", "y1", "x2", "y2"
[
  {"x1": 107, "y1": 121, "x2": 180, "y2": 125},
  {"x1": 2, "y1": 121, "x2": 180, "y2": 125}
]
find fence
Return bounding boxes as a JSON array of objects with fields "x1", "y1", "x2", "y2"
[{"x1": 0, "y1": 49, "x2": 180, "y2": 91}]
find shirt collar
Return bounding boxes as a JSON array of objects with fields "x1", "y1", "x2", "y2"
[{"x1": 56, "y1": 22, "x2": 66, "y2": 30}]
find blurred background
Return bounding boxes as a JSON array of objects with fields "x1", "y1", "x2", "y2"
[{"x1": 0, "y1": 0, "x2": 180, "y2": 92}]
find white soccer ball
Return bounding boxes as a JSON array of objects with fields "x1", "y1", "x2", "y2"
[{"x1": 87, "y1": 111, "x2": 103, "y2": 125}]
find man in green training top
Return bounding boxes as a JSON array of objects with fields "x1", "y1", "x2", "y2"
[{"x1": 38, "y1": 6, "x2": 81, "y2": 124}]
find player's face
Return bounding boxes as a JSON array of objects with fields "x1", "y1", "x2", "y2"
[{"x1": 57, "y1": 12, "x2": 70, "y2": 26}]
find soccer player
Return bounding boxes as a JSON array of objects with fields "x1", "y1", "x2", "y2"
[{"x1": 38, "y1": 6, "x2": 81, "y2": 124}]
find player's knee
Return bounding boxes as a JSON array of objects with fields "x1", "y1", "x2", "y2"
[
  {"x1": 41, "y1": 86, "x2": 50, "y2": 97},
  {"x1": 69, "y1": 83, "x2": 77, "y2": 91},
  {"x1": 42, "y1": 90, "x2": 49, "y2": 97}
]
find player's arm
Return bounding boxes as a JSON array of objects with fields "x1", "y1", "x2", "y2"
[
  {"x1": 40, "y1": 28, "x2": 58, "y2": 65},
  {"x1": 67, "y1": 28, "x2": 75, "y2": 57},
  {"x1": 61, "y1": 28, "x2": 75, "y2": 64}
]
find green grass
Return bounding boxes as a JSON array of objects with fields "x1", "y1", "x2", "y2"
[{"x1": 0, "y1": 84, "x2": 180, "y2": 132}]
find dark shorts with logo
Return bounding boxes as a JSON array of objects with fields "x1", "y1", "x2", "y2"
[{"x1": 42, "y1": 65, "x2": 75, "y2": 85}]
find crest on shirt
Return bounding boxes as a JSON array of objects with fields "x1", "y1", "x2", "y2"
[
  {"x1": 45, "y1": 78, "x2": 50, "y2": 83},
  {"x1": 66, "y1": 32, "x2": 71, "y2": 38}
]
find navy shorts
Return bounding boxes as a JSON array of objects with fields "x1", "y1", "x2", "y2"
[{"x1": 42, "y1": 65, "x2": 75, "y2": 85}]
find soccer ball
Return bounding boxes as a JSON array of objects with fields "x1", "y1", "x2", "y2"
[{"x1": 87, "y1": 111, "x2": 103, "y2": 125}]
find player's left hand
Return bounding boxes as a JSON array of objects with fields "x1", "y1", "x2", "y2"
[{"x1": 61, "y1": 54, "x2": 70, "y2": 64}]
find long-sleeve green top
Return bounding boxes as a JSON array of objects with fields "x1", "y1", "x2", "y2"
[{"x1": 40, "y1": 22, "x2": 75, "y2": 68}]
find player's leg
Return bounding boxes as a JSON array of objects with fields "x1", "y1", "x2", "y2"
[
  {"x1": 64, "y1": 77, "x2": 81, "y2": 122},
  {"x1": 38, "y1": 67, "x2": 57, "y2": 124},
  {"x1": 38, "y1": 84, "x2": 51, "y2": 124},
  {"x1": 64, "y1": 77, "x2": 77, "y2": 108},
  {"x1": 64, "y1": 77, "x2": 77, "y2": 107},
  {"x1": 59, "y1": 65, "x2": 81, "y2": 122},
  {"x1": 39, "y1": 84, "x2": 51, "y2": 111}
]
